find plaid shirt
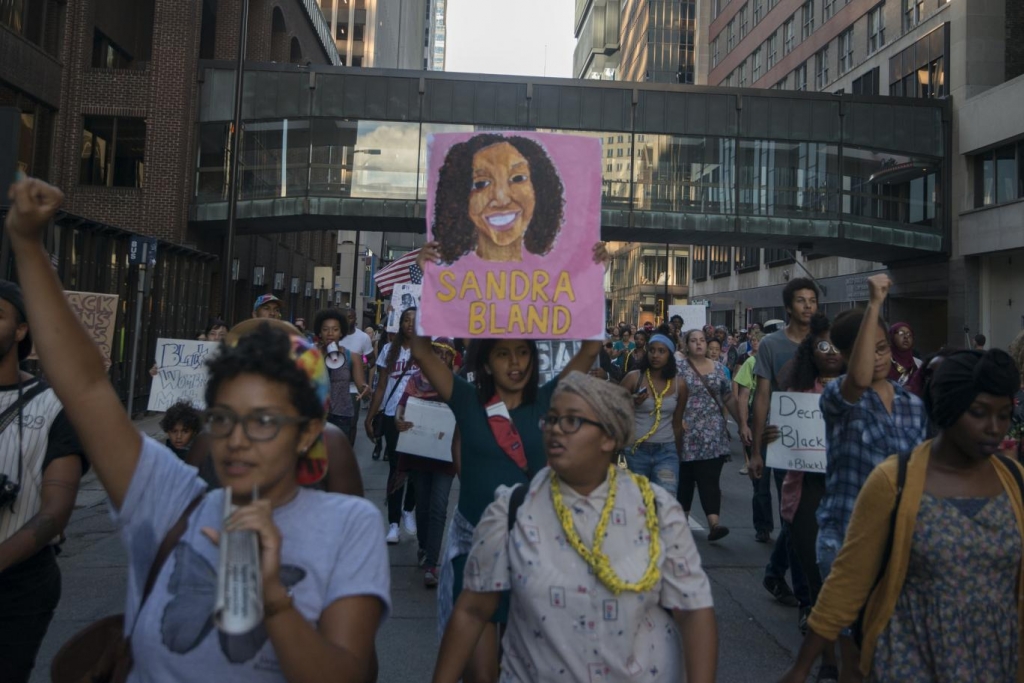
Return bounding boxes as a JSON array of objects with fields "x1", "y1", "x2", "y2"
[{"x1": 816, "y1": 377, "x2": 928, "y2": 541}]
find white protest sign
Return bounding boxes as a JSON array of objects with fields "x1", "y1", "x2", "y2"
[
  {"x1": 147, "y1": 338, "x2": 219, "y2": 412},
  {"x1": 766, "y1": 391, "x2": 827, "y2": 473},
  {"x1": 396, "y1": 397, "x2": 456, "y2": 461},
  {"x1": 667, "y1": 304, "x2": 707, "y2": 332},
  {"x1": 386, "y1": 283, "x2": 422, "y2": 333}
]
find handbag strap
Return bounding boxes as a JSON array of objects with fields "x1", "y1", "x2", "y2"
[
  {"x1": 381, "y1": 361, "x2": 413, "y2": 412},
  {"x1": 686, "y1": 358, "x2": 727, "y2": 413},
  {"x1": 0, "y1": 380, "x2": 48, "y2": 436},
  {"x1": 139, "y1": 495, "x2": 204, "y2": 611}
]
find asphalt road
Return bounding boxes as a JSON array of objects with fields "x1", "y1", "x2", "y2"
[{"x1": 30, "y1": 415, "x2": 806, "y2": 683}]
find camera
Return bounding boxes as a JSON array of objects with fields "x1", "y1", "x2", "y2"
[{"x1": 0, "y1": 473, "x2": 20, "y2": 511}]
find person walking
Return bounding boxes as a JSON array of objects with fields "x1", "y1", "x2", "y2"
[
  {"x1": 620, "y1": 327, "x2": 687, "y2": 497},
  {"x1": 395, "y1": 338, "x2": 459, "y2": 588},
  {"x1": 0, "y1": 280, "x2": 86, "y2": 683},
  {"x1": 678, "y1": 329, "x2": 748, "y2": 541},
  {"x1": 412, "y1": 240, "x2": 606, "y2": 683},
  {"x1": 6, "y1": 177, "x2": 389, "y2": 682},
  {"x1": 887, "y1": 323, "x2": 924, "y2": 397},
  {"x1": 432, "y1": 372, "x2": 718, "y2": 683},
  {"x1": 623, "y1": 328, "x2": 647, "y2": 374},
  {"x1": 733, "y1": 329, "x2": 764, "y2": 476},
  {"x1": 365, "y1": 307, "x2": 419, "y2": 545},
  {"x1": 340, "y1": 307, "x2": 377, "y2": 445},
  {"x1": 315, "y1": 308, "x2": 370, "y2": 443},
  {"x1": 779, "y1": 348, "x2": 1024, "y2": 683}
]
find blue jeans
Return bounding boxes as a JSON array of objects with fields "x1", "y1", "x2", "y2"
[{"x1": 624, "y1": 442, "x2": 679, "y2": 495}]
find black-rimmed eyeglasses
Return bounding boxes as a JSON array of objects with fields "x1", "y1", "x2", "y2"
[
  {"x1": 204, "y1": 409, "x2": 309, "y2": 441},
  {"x1": 538, "y1": 414, "x2": 605, "y2": 434}
]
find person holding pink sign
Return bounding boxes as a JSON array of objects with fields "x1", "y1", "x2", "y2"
[{"x1": 412, "y1": 241, "x2": 607, "y2": 683}]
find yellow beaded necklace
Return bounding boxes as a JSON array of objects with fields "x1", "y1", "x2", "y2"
[
  {"x1": 633, "y1": 369, "x2": 672, "y2": 448},
  {"x1": 549, "y1": 465, "x2": 661, "y2": 595}
]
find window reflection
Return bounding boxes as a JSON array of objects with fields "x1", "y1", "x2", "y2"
[
  {"x1": 738, "y1": 141, "x2": 839, "y2": 217},
  {"x1": 633, "y1": 135, "x2": 734, "y2": 213},
  {"x1": 841, "y1": 147, "x2": 940, "y2": 227}
]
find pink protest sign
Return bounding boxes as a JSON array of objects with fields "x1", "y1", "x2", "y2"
[{"x1": 420, "y1": 131, "x2": 604, "y2": 339}]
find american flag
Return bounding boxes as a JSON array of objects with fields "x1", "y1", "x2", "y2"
[{"x1": 374, "y1": 249, "x2": 420, "y2": 296}]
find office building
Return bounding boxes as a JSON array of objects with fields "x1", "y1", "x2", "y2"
[
  {"x1": 691, "y1": 0, "x2": 1023, "y2": 348},
  {"x1": 317, "y1": 0, "x2": 440, "y2": 70},
  {"x1": 1, "y1": 0, "x2": 340, "y2": 406}
]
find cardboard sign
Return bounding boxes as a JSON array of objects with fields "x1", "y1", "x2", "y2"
[
  {"x1": 386, "y1": 283, "x2": 422, "y2": 333},
  {"x1": 147, "y1": 338, "x2": 219, "y2": 412},
  {"x1": 420, "y1": 132, "x2": 605, "y2": 340},
  {"x1": 67, "y1": 291, "x2": 119, "y2": 368},
  {"x1": 396, "y1": 397, "x2": 456, "y2": 461},
  {"x1": 765, "y1": 391, "x2": 828, "y2": 473},
  {"x1": 667, "y1": 304, "x2": 707, "y2": 333}
]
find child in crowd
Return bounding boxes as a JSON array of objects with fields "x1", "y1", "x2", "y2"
[{"x1": 159, "y1": 400, "x2": 201, "y2": 461}]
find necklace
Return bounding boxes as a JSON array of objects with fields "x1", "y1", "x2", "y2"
[
  {"x1": 633, "y1": 369, "x2": 672, "y2": 449},
  {"x1": 550, "y1": 466, "x2": 661, "y2": 595}
]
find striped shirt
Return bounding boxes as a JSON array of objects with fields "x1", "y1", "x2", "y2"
[{"x1": 0, "y1": 378, "x2": 85, "y2": 546}]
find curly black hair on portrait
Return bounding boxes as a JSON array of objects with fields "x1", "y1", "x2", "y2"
[
  {"x1": 159, "y1": 400, "x2": 202, "y2": 435},
  {"x1": 787, "y1": 313, "x2": 835, "y2": 392},
  {"x1": 205, "y1": 324, "x2": 325, "y2": 422},
  {"x1": 432, "y1": 134, "x2": 565, "y2": 263}
]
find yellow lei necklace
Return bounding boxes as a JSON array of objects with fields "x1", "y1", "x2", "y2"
[
  {"x1": 633, "y1": 369, "x2": 672, "y2": 448},
  {"x1": 550, "y1": 465, "x2": 661, "y2": 595}
]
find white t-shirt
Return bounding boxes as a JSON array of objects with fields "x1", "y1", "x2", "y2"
[
  {"x1": 340, "y1": 329, "x2": 375, "y2": 395},
  {"x1": 116, "y1": 437, "x2": 391, "y2": 682},
  {"x1": 376, "y1": 344, "x2": 415, "y2": 416}
]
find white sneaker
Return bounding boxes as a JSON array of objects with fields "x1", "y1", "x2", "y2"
[
  {"x1": 402, "y1": 510, "x2": 417, "y2": 536},
  {"x1": 386, "y1": 523, "x2": 400, "y2": 545}
]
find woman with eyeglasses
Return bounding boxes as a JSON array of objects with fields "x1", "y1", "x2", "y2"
[
  {"x1": 5, "y1": 178, "x2": 388, "y2": 682},
  {"x1": 764, "y1": 313, "x2": 845, "y2": 680},
  {"x1": 887, "y1": 323, "x2": 924, "y2": 397},
  {"x1": 432, "y1": 372, "x2": 717, "y2": 683}
]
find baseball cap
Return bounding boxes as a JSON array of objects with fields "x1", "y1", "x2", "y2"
[
  {"x1": 0, "y1": 281, "x2": 31, "y2": 361},
  {"x1": 252, "y1": 294, "x2": 282, "y2": 315}
]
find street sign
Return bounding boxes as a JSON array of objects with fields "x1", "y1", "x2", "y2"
[{"x1": 129, "y1": 236, "x2": 157, "y2": 266}]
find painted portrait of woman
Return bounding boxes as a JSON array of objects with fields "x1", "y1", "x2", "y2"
[{"x1": 432, "y1": 133, "x2": 565, "y2": 264}]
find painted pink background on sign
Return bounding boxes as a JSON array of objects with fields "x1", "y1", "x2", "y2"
[{"x1": 420, "y1": 131, "x2": 605, "y2": 340}]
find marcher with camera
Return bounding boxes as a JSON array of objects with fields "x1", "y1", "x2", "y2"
[{"x1": 0, "y1": 279, "x2": 86, "y2": 683}]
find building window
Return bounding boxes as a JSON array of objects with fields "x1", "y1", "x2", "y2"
[
  {"x1": 815, "y1": 47, "x2": 829, "y2": 89},
  {"x1": 739, "y1": 3, "x2": 749, "y2": 38},
  {"x1": 888, "y1": 27, "x2": 947, "y2": 99},
  {"x1": 693, "y1": 245, "x2": 709, "y2": 282},
  {"x1": 727, "y1": 19, "x2": 736, "y2": 51},
  {"x1": 801, "y1": 0, "x2": 814, "y2": 39},
  {"x1": 783, "y1": 17, "x2": 795, "y2": 54},
  {"x1": 712, "y1": 0, "x2": 722, "y2": 20},
  {"x1": 92, "y1": 29, "x2": 133, "y2": 69},
  {"x1": 975, "y1": 142, "x2": 1024, "y2": 208},
  {"x1": 753, "y1": 0, "x2": 764, "y2": 24},
  {"x1": 712, "y1": 37, "x2": 721, "y2": 68},
  {"x1": 737, "y1": 247, "x2": 760, "y2": 272},
  {"x1": 752, "y1": 48, "x2": 763, "y2": 81},
  {"x1": 674, "y1": 256, "x2": 689, "y2": 285},
  {"x1": 774, "y1": 75, "x2": 788, "y2": 89},
  {"x1": 903, "y1": 0, "x2": 923, "y2": 32},
  {"x1": 80, "y1": 116, "x2": 146, "y2": 188},
  {"x1": 868, "y1": 3, "x2": 885, "y2": 54},
  {"x1": 710, "y1": 246, "x2": 732, "y2": 278},
  {"x1": 738, "y1": 61, "x2": 748, "y2": 87},
  {"x1": 839, "y1": 29, "x2": 854, "y2": 73},
  {"x1": 852, "y1": 66, "x2": 880, "y2": 94},
  {"x1": 764, "y1": 248, "x2": 794, "y2": 266},
  {"x1": 824, "y1": 0, "x2": 837, "y2": 20},
  {"x1": 794, "y1": 62, "x2": 808, "y2": 91},
  {"x1": 768, "y1": 32, "x2": 779, "y2": 67}
]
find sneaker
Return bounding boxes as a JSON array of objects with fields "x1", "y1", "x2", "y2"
[
  {"x1": 815, "y1": 664, "x2": 839, "y2": 683},
  {"x1": 424, "y1": 567, "x2": 439, "y2": 588},
  {"x1": 402, "y1": 510, "x2": 417, "y2": 536},
  {"x1": 386, "y1": 523, "x2": 400, "y2": 545},
  {"x1": 417, "y1": 548, "x2": 427, "y2": 568},
  {"x1": 707, "y1": 524, "x2": 730, "y2": 542},
  {"x1": 763, "y1": 576, "x2": 800, "y2": 607},
  {"x1": 755, "y1": 529, "x2": 772, "y2": 543},
  {"x1": 798, "y1": 605, "x2": 811, "y2": 635},
  {"x1": 738, "y1": 466, "x2": 749, "y2": 475}
]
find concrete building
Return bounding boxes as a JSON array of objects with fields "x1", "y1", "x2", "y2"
[
  {"x1": 692, "y1": 0, "x2": 1023, "y2": 350},
  {"x1": 317, "y1": 0, "x2": 441, "y2": 70},
  {"x1": 1, "y1": 0, "x2": 340, "y2": 407}
]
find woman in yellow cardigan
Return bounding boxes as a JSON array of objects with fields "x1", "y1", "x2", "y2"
[{"x1": 779, "y1": 349, "x2": 1024, "y2": 683}]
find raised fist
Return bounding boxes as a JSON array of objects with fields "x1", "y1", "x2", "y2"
[{"x1": 6, "y1": 178, "x2": 64, "y2": 244}]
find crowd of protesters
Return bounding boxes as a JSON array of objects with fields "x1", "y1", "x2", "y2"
[{"x1": 5, "y1": 176, "x2": 1024, "y2": 683}]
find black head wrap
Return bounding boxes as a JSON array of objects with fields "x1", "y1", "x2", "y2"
[{"x1": 925, "y1": 349, "x2": 1020, "y2": 429}]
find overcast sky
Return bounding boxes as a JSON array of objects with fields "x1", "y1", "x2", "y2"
[{"x1": 444, "y1": 0, "x2": 575, "y2": 78}]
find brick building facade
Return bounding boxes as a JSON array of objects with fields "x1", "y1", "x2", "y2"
[{"x1": 1, "y1": 0, "x2": 339, "y2": 409}]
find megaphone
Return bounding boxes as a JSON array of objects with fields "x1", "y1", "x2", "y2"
[{"x1": 325, "y1": 342, "x2": 345, "y2": 370}]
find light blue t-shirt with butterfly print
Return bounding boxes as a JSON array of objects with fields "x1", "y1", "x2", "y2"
[{"x1": 112, "y1": 436, "x2": 391, "y2": 682}]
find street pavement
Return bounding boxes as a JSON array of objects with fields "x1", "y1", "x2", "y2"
[{"x1": 30, "y1": 414, "x2": 804, "y2": 683}]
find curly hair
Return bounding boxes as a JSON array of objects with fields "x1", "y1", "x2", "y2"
[
  {"x1": 787, "y1": 313, "x2": 835, "y2": 392},
  {"x1": 160, "y1": 400, "x2": 202, "y2": 435},
  {"x1": 432, "y1": 134, "x2": 565, "y2": 263},
  {"x1": 205, "y1": 324, "x2": 325, "y2": 422},
  {"x1": 471, "y1": 338, "x2": 540, "y2": 405},
  {"x1": 313, "y1": 308, "x2": 349, "y2": 338}
]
